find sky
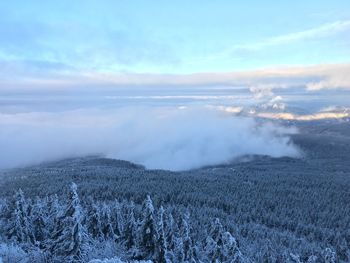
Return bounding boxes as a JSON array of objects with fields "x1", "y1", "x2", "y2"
[
  {"x1": 0, "y1": 0, "x2": 349, "y2": 110},
  {"x1": 0, "y1": 0, "x2": 350, "y2": 76}
]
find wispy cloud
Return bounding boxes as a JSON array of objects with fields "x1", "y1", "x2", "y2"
[
  {"x1": 266, "y1": 20, "x2": 350, "y2": 45},
  {"x1": 200, "y1": 20, "x2": 350, "y2": 62}
]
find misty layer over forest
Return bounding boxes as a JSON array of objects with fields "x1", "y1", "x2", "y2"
[
  {"x1": 0, "y1": 118, "x2": 349, "y2": 262},
  {"x1": 0, "y1": 81, "x2": 349, "y2": 263},
  {"x1": 0, "y1": 106, "x2": 300, "y2": 171}
]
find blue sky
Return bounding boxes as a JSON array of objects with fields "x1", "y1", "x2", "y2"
[{"x1": 0, "y1": 0, "x2": 349, "y2": 75}]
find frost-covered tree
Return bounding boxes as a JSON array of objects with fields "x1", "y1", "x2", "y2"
[
  {"x1": 180, "y1": 212, "x2": 195, "y2": 262},
  {"x1": 123, "y1": 202, "x2": 137, "y2": 251},
  {"x1": 174, "y1": 236, "x2": 185, "y2": 263},
  {"x1": 205, "y1": 235, "x2": 219, "y2": 262},
  {"x1": 47, "y1": 194, "x2": 61, "y2": 233},
  {"x1": 113, "y1": 201, "x2": 125, "y2": 240},
  {"x1": 262, "y1": 241, "x2": 277, "y2": 263},
  {"x1": 165, "y1": 212, "x2": 176, "y2": 252},
  {"x1": 290, "y1": 253, "x2": 302, "y2": 263},
  {"x1": 100, "y1": 204, "x2": 115, "y2": 240},
  {"x1": 7, "y1": 189, "x2": 35, "y2": 244},
  {"x1": 220, "y1": 232, "x2": 244, "y2": 263},
  {"x1": 306, "y1": 255, "x2": 318, "y2": 263},
  {"x1": 87, "y1": 202, "x2": 103, "y2": 240},
  {"x1": 206, "y1": 218, "x2": 244, "y2": 263},
  {"x1": 138, "y1": 195, "x2": 158, "y2": 260},
  {"x1": 50, "y1": 183, "x2": 88, "y2": 262},
  {"x1": 31, "y1": 197, "x2": 48, "y2": 247},
  {"x1": 323, "y1": 248, "x2": 336, "y2": 263},
  {"x1": 210, "y1": 218, "x2": 224, "y2": 246},
  {"x1": 155, "y1": 206, "x2": 169, "y2": 263}
]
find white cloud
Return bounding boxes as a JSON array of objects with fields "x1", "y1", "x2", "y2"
[
  {"x1": 256, "y1": 111, "x2": 349, "y2": 121},
  {"x1": 305, "y1": 65, "x2": 350, "y2": 90},
  {"x1": 1, "y1": 61, "x2": 350, "y2": 93}
]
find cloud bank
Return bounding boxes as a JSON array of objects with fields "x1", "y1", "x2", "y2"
[
  {"x1": 0, "y1": 107, "x2": 299, "y2": 171},
  {"x1": 1, "y1": 63, "x2": 350, "y2": 93}
]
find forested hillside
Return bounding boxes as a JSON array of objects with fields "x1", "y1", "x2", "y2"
[{"x1": 0, "y1": 121, "x2": 349, "y2": 262}]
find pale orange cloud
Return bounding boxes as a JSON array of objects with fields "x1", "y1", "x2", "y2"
[{"x1": 1, "y1": 63, "x2": 350, "y2": 91}]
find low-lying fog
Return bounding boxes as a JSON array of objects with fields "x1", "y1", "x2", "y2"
[
  {"x1": 0, "y1": 106, "x2": 300, "y2": 171},
  {"x1": 1, "y1": 86, "x2": 348, "y2": 171}
]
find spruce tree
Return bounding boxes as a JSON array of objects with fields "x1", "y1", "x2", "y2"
[
  {"x1": 221, "y1": 231, "x2": 244, "y2": 263},
  {"x1": 175, "y1": 237, "x2": 187, "y2": 262},
  {"x1": 100, "y1": 204, "x2": 115, "y2": 240},
  {"x1": 155, "y1": 206, "x2": 169, "y2": 262},
  {"x1": 138, "y1": 195, "x2": 158, "y2": 260},
  {"x1": 181, "y1": 212, "x2": 195, "y2": 262},
  {"x1": 7, "y1": 189, "x2": 35, "y2": 244},
  {"x1": 165, "y1": 212, "x2": 176, "y2": 251},
  {"x1": 113, "y1": 201, "x2": 125, "y2": 240},
  {"x1": 31, "y1": 197, "x2": 47, "y2": 247},
  {"x1": 86, "y1": 202, "x2": 103, "y2": 240},
  {"x1": 50, "y1": 183, "x2": 88, "y2": 262},
  {"x1": 47, "y1": 194, "x2": 60, "y2": 233},
  {"x1": 123, "y1": 202, "x2": 137, "y2": 251},
  {"x1": 210, "y1": 218, "x2": 224, "y2": 246},
  {"x1": 205, "y1": 235, "x2": 219, "y2": 262},
  {"x1": 206, "y1": 218, "x2": 244, "y2": 262}
]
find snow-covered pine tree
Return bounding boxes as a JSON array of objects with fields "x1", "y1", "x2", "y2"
[
  {"x1": 138, "y1": 195, "x2": 158, "y2": 260},
  {"x1": 47, "y1": 194, "x2": 61, "y2": 233},
  {"x1": 173, "y1": 235, "x2": 185, "y2": 262},
  {"x1": 165, "y1": 211, "x2": 176, "y2": 252},
  {"x1": 221, "y1": 231, "x2": 244, "y2": 263},
  {"x1": 31, "y1": 197, "x2": 48, "y2": 247},
  {"x1": 205, "y1": 218, "x2": 224, "y2": 262},
  {"x1": 262, "y1": 241, "x2": 277, "y2": 263},
  {"x1": 206, "y1": 218, "x2": 245, "y2": 262},
  {"x1": 123, "y1": 201, "x2": 137, "y2": 251},
  {"x1": 323, "y1": 248, "x2": 336, "y2": 263},
  {"x1": 155, "y1": 206, "x2": 169, "y2": 263},
  {"x1": 290, "y1": 253, "x2": 302, "y2": 263},
  {"x1": 306, "y1": 255, "x2": 318, "y2": 263},
  {"x1": 49, "y1": 183, "x2": 88, "y2": 262},
  {"x1": 7, "y1": 189, "x2": 35, "y2": 244},
  {"x1": 181, "y1": 212, "x2": 195, "y2": 262},
  {"x1": 113, "y1": 200, "x2": 125, "y2": 241},
  {"x1": 100, "y1": 204, "x2": 115, "y2": 240},
  {"x1": 205, "y1": 235, "x2": 220, "y2": 262},
  {"x1": 87, "y1": 202, "x2": 103, "y2": 240},
  {"x1": 209, "y1": 218, "x2": 224, "y2": 246}
]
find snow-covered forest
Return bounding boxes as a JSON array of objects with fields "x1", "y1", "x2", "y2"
[
  {"x1": 0, "y1": 181, "x2": 341, "y2": 262},
  {"x1": 0, "y1": 183, "x2": 247, "y2": 262}
]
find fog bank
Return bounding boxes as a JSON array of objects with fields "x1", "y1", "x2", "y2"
[{"x1": 0, "y1": 107, "x2": 299, "y2": 171}]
